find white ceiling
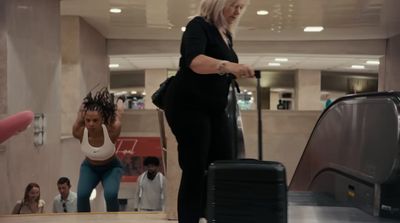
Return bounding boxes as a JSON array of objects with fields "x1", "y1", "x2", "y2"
[{"x1": 60, "y1": 0, "x2": 400, "y2": 73}]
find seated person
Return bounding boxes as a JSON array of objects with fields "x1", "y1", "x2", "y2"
[
  {"x1": 53, "y1": 177, "x2": 77, "y2": 213},
  {"x1": 12, "y1": 182, "x2": 45, "y2": 214},
  {"x1": 135, "y1": 156, "x2": 166, "y2": 211}
]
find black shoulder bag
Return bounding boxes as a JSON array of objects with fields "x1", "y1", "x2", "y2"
[{"x1": 151, "y1": 76, "x2": 175, "y2": 110}]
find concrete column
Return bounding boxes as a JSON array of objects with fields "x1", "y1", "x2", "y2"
[
  {"x1": 0, "y1": 0, "x2": 6, "y2": 114},
  {"x1": 60, "y1": 16, "x2": 108, "y2": 212},
  {"x1": 144, "y1": 69, "x2": 168, "y2": 109},
  {"x1": 295, "y1": 70, "x2": 321, "y2": 110},
  {"x1": 378, "y1": 34, "x2": 400, "y2": 91},
  {"x1": 270, "y1": 91, "x2": 280, "y2": 110},
  {"x1": 0, "y1": 0, "x2": 61, "y2": 214},
  {"x1": 61, "y1": 16, "x2": 108, "y2": 136}
]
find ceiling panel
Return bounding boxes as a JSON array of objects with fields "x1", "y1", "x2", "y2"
[
  {"x1": 61, "y1": 0, "x2": 397, "y2": 74},
  {"x1": 61, "y1": 0, "x2": 400, "y2": 40}
]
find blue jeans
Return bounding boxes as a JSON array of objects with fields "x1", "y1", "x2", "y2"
[{"x1": 77, "y1": 157, "x2": 123, "y2": 212}]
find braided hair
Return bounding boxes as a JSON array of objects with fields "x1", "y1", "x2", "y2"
[{"x1": 82, "y1": 87, "x2": 116, "y2": 125}]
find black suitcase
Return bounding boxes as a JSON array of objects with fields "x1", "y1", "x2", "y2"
[{"x1": 206, "y1": 71, "x2": 288, "y2": 223}]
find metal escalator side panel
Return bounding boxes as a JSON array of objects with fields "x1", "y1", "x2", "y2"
[{"x1": 290, "y1": 92, "x2": 400, "y2": 191}]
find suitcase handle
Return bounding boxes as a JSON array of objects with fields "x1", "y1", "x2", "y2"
[{"x1": 255, "y1": 70, "x2": 263, "y2": 160}]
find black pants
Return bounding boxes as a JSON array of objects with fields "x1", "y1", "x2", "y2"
[{"x1": 165, "y1": 107, "x2": 233, "y2": 223}]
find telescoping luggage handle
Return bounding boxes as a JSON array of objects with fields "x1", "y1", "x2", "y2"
[{"x1": 255, "y1": 70, "x2": 263, "y2": 160}]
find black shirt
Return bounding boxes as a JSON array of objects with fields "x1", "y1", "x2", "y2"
[{"x1": 168, "y1": 16, "x2": 239, "y2": 112}]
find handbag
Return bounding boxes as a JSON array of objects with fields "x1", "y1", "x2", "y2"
[{"x1": 151, "y1": 76, "x2": 175, "y2": 109}]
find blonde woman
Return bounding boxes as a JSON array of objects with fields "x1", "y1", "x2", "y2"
[
  {"x1": 12, "y1": 183, "x2": 45, "y2": 214},
  {"x1": 163, "y1": 0, "x2": 253, "y2": 222}
]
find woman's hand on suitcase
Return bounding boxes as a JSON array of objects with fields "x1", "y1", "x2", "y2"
[{"x1": 224, "y1": 62, "x2": 255, "y2": 79}]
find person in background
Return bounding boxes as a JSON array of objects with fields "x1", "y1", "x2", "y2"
[
  {"x1": 135, "y1": 156, "x2": 166, "y2": 211},
  {"x1": 12, "y1": 182, "x2": 45, "y2": 214},
  {"x1": 163, "y1": 0, "x2": 253, "y2": 222},
  {"x1": 72, "y1": 88, "x2": 125, "y2": 212},
  {"x1": 325, "y1": 94, "x2": 333, "y2": 109},
  {"x1": 53, "y1": 177, "x2": 77, "y2": 213},
  {"x1": 277, "y1": 99, "x2": 285, "y2": 110}
]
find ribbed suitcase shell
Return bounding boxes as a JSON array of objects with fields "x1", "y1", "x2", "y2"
[{"x1": 207, "y1": 159, "x2": 287, "y2": 223}]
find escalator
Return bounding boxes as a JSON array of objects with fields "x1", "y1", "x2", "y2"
[{"x1": 289, "y1": 92, "x2": 400, "y2": 220}]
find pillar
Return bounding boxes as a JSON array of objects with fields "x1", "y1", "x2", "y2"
[
  {"x1": 295, "y1": 69, "x2": 321, "y2": 110},
  {"x1": 378, "y1": 34, "x2": 400, "y2": 91},
  {"x1": 61, "y1": 16, "x2": 108, "y2": 136}
]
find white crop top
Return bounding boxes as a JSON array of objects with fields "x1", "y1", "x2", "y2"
[{"x1": 81, "y1": 124, "x2": 116, "y2": 161}]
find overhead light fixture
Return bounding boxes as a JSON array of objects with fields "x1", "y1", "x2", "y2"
[
  {"x1": 268, "y1": 62, "x2": 281, "y2": 66},
  {"x1": 181, "y1": 26, "x2": 186, "y2": 32},
  {"x1": 131, "y1": 91, "x2": 137, "y2": 94},
  {"x1": 351, "y1": 65, "x2": 365, "y2": 69},
  {"x1": 109, "y1": 64, "x2": 120, "y2": 68},
  {"x1": 257, "y1": 10, "x2": 269, "y2": 15},
  {"x1": 275, "y1": 58, "x2": 288, "y2": 62},
  {"x1": 109, "y1": 8, "x2": 122, "y2": 14},
  {"x1": 304, "y1": 26, "x2": 324, "y2": 32},
  {"x1": 366, "y1": 60, "x2": 380, "y2": 65}
]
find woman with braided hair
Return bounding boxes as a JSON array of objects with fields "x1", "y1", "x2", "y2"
[{"x1": 72, "y1": 88, "x2": 124, "y2": 212}]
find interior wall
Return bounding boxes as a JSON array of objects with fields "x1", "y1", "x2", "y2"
[
  {"x1": 0, "y1": 11, "x2": 108, "y2": 214},
  {"x1": 0, "y1": 0, "x2": 6, "y2": 114},
  {"x1": 295, "y1": 70, "x2": 322, "y2": 110},
  {"x1": 59, "y1": 15, "x2": 109, "y2": 211},
  {"x1": 79, "y1": 18, "x2": 109, "y2": 92},
  {"x1": 379, "y1": 34, "x2": 400, "y2": 91},
  {"x1": 61, "y1": 16, "x2": 81, "y2": 136},
  {"x1": 0, "y1": 0, "x2": 61, "y2": 214},
  {"x1": 61, "y1": 16, "x2": 108, "y2": 136}
]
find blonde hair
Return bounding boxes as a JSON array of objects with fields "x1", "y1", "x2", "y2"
[{"x1": 199, "y1": 0, "x2": 248, "y2": 34}]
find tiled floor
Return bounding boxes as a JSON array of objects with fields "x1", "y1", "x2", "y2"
[{"x1": 0, "y1": 206, "x2": 398, "y2": 223}]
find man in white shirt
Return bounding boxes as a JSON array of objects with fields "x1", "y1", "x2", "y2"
[
  {"x1": 135, "y1": 156, "x2": 166, "y2": 211},
  {"x1": 53, "y1": 177, "x2": 77, "y2": 213}
]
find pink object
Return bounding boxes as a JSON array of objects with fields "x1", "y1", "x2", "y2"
[{"x1": 0, "y1": 110, "x2": 34, "y2": 143}]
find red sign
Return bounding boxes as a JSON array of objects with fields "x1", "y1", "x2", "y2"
[{"x1": 115, "y1": 137, "x2": 164, "y2": 182}]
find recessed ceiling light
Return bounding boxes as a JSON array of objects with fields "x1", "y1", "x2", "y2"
[
  {"x1": 109, "y1": 8, "x2": 122, "y2": 14},
  {"x1": 275, "y1": 58, "x2": 288, "y2": 62},
  {"x1": 268, "y1": 62, "x2": 281, "y2": 66},
  {"x1": 304, "y1": 26, "x2": 324, "y2": 32},
  {"x1": 187, "y1": 15, "x2": 195, "y2": 19},
  {"x1": 366, "y1": 60, "x2": 380, "y2": 65},
  {"x1": 257, "y1": 10, "x2": 269, "y2": 16},
  {"x1": 131, "y1": 91, "x2": 137, "y2": 94},
  {"x1": 142, "y1": 92, "x2": 146, "y2": 96},
  {"x1": 109, "y1": 64, "x2": 120, "y2": 68},
  {"x1": 181, "y1": 26, "x2": 186, "y2": 32},
  {"x1": 351, "y1": 65, "x2": 365, "y2": 69}
]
